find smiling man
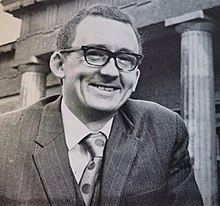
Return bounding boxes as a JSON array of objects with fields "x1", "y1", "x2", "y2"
[
  {"x1": 0, "y1": 4, "x2": 203, "y2": 206},
  {"x1": 51, "y1": 14, "x2": 141, "y2": 130}
]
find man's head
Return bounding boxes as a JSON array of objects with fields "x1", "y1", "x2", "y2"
[
  {"x1": 56, "y1": 4, "x2": 142, "y2": 53},
  {"x1": 50, "y1": 4, "x2": 143, "y2": 118}
]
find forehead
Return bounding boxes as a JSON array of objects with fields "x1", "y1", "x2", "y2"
[{"x1": 72, "y1": 16, "x2": 139, "y2": 53}]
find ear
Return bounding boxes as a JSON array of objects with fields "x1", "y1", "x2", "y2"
[
  {"x1": 50, "y1": 52, "x2": 65, "y2": 79},
  {"x1": 132, "y1": 69, "x2": 140, "y2": 92}
]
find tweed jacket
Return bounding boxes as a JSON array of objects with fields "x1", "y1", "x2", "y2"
[{"x1": 0, "y1": 95, "x2": 203, "y2": 206}]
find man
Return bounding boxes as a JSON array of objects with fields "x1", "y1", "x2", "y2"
[{"x1": 0, "y1": 4, "x2": 203, "y2": 206}]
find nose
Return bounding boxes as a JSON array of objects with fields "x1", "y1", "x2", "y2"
[{"x1": 99, "y1": 58, "x2": 120, "y2": 78}]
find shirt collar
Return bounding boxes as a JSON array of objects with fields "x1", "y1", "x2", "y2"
[{"x1": 61, "y1": 99, "x2": 113, "y2": 151}]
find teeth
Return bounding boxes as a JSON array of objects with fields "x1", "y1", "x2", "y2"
[{"x1": 97, "y1": 86, "x2": 114, "y2": 92}]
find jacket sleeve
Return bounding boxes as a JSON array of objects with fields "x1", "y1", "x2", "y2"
[{"x1": 166, "y1": 114, "x2": 203, "y2": 206}]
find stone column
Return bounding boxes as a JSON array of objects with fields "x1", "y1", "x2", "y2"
[
  {"x1": 19, "y1": 63, "x2": 49, "y2": 107},
  {"x1": 176, "y1": 21, "x2": 218, "y2": 206}
]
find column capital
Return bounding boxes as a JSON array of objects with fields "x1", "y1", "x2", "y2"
[
  {"x1": 175, "y1": 20, "x2": 215, "y2": 34},
  {"x1": 18, "y1": 63, "x2": 50, "y2": 75}
]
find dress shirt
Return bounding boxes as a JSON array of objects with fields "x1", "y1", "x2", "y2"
[{"x1": 61, "y1": 100, "x2": 113, "y2": 183}]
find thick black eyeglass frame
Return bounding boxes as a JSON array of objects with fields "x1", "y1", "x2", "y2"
[{"x1": 59, "y1": 46, "x2": 143, "y2": 72}]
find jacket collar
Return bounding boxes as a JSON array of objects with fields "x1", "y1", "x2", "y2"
[
  {"x1": 33, "y1": 96, "x2": 84, "y2": 205},
  {"x1": 100, "y1": 104, "x2": 141, "y2": 205},
  {"x1": 35, "y1": 95, "x2": 64, "y2": 147},
  {"x1": 33, "y1": 96, "x2": 141, "y2": 205}
]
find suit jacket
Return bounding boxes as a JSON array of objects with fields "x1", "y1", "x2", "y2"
[{"x1": 0, "y1": 95, "x2": 203, "y2": 206}]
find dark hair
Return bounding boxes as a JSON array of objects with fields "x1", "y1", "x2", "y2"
[{"x1": 56, "y1": 4, "x2": 142, "y2": 53}]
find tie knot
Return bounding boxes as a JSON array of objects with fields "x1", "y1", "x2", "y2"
[{"x1": 83, "y1": 132, "x2": 107, "y2": 157}]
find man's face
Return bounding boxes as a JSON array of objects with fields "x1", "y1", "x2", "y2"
[{"x1": 56, "y1": 16, "x2": 140, "y2": 114}]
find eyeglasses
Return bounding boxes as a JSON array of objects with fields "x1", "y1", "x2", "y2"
[{"x1": 59, "y1": 46, "x2": 143, "y2": 72}]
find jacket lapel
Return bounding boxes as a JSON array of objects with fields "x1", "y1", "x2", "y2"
[
  {"x1": 32, "y1": 97, "x2": 84, "y2": 205},
  {"x1": 100, "y1": 110, "x2": 140, "y2": 206}
]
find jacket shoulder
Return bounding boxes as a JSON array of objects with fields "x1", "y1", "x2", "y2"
[
  {"x1": 0, "y1": 94, "x2": 60, "y2": 128},
  {"x1": 123, "y1": 98, "x2": 178, "y2": 121},
  {"x1": 123, "y1": 99, "x2": 187, "y2": 147}
]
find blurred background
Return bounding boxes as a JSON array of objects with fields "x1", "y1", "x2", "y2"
[{"x1": 0, "y1": 2, "x2": 21, "y2": 45}]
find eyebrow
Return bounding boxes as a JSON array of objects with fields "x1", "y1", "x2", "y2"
[{"x1": 85, "y1": 44, "x2": 137, "y2": 54}]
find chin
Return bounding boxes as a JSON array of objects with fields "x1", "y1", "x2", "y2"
[{"x1": 88, "y1": 104, "x2": 119, "y2": 113}]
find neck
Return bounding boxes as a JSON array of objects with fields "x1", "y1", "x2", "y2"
[
  {"x1": 83, "y1": 110, "x2": 115, "y2": 132},
  {"x1": 65, "y1": 101, "x2": 115, "y2": 132}
]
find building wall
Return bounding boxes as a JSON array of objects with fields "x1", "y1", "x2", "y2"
[
  {"x1": 132, "y1": 34, "x2": 181, "y2": 109},
  {"x1": 214, "y1": 29, "x2": 220, "y2": 101},
  {"x1": 0, "y1": 46, "x2": 21, "y2": 113}
]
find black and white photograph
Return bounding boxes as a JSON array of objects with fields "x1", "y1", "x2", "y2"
[{"x1": 0, "y1": 0, "x2": 219, "y2": 205}]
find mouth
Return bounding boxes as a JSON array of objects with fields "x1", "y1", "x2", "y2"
[{"x1": 90, "y1": 83, "x2": 120, "y2": 92}]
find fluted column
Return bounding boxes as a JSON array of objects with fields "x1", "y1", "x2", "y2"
[
  {"x1": 176, "y1": 21, "x2": 217, "y2": 206},
  {"x1": 19, "y1": 63, "x2": 49, "y2": 107}
]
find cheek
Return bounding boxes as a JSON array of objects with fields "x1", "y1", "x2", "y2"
[
  {"x1": 64, "y1": 54, "x2": 84, "y2": 73},
  {"x1": 121, "y1": 73, "x2": 138, "y2": 89}
]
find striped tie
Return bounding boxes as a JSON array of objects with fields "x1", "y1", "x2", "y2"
[{"x1": 80, "y1": 132, "x2": 107, "y2": 206}]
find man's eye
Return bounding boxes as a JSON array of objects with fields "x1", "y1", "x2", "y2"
[
  {"x1": 117, "y1": 54, "x2": 136, "y2": 64},
  {"x1": 86, "y1": 49, "x2": 108, "y2": 63},
  {"x1": 87, "y1": 49, "x2": 105, "y2": 57}
]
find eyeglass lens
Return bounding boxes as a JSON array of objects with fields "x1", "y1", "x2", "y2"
[{"x1": 85, "y1": 48, "x2": 138, "y2": 71}]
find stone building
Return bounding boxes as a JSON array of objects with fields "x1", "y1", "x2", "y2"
[{"x1": 0, "y1": 0, "x2": 220, "y2": 205}]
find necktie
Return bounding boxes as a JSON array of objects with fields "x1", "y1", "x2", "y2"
[{"x1": 80, "y1": 132, "x2": 107, "y2": 206}]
